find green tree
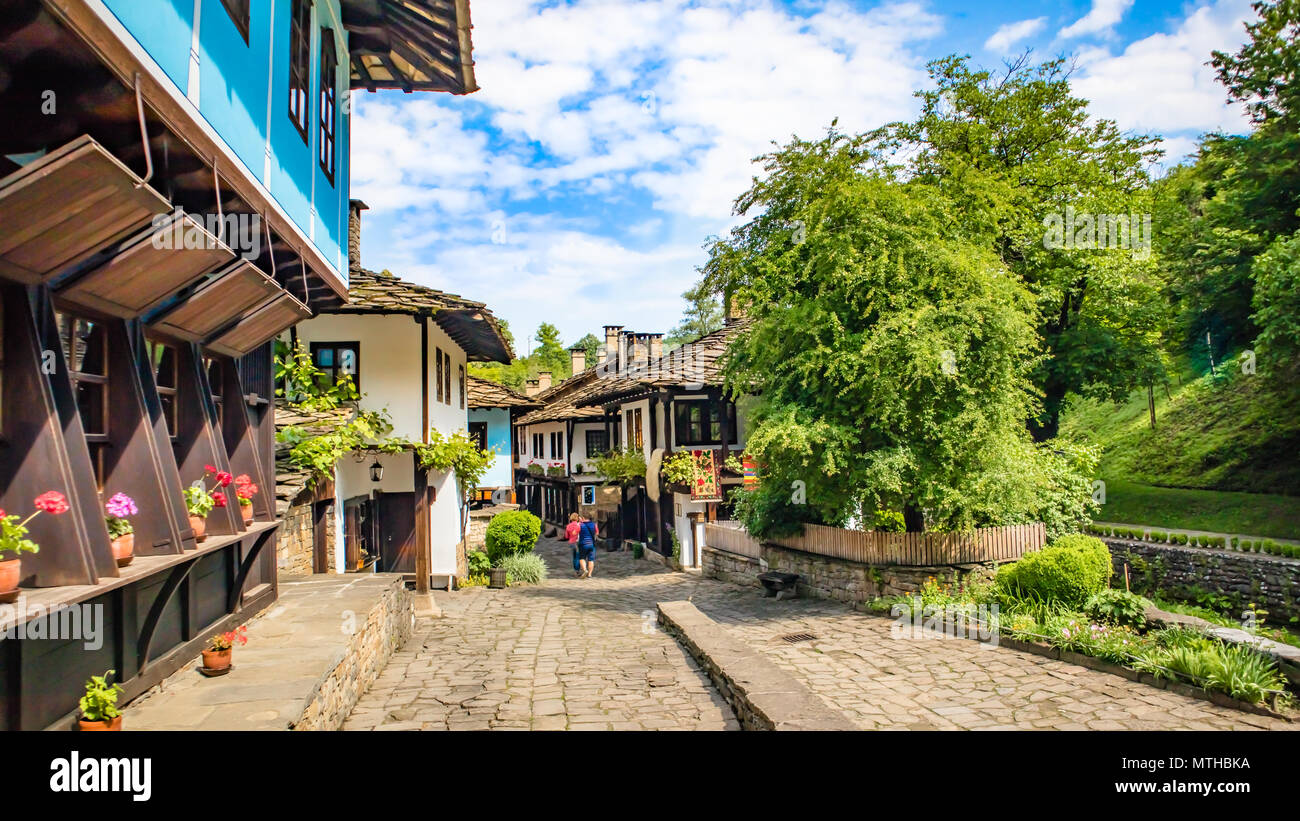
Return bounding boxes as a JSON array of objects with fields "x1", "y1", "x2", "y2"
[
  {"x1": 572, "y1": 333, "x2": 601, "y2": 369},
  {"x1": 705, "y1": 129, "x2": 1091, "y2": 536},
  {"x1": 867, "y1": 56, "x2": 1167, "y2": 440},
  {"x1": 664, "y1": 281, "x2": 725, "y2": 349}
]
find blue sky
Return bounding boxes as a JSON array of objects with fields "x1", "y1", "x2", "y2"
[{"x1": 349, "y1": 0, "x2": 1258, "y2": 351}]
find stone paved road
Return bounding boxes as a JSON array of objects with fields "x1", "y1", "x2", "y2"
[
  {"x1": 343, "y1": 537, "x2": 738, "y2": 730},
  {"x1": 344, "y1": 537, "x2": 1295, "y2": 731}
]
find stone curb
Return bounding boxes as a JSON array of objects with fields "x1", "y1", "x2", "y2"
[
  {"x1": 292, "y1": 577, "x2": 414, "y2": 730},
  {"x1": 848, "y1": 607, "x2": 1294, "y2": 723},
  {"x1": 657, "y1": 600, "x2": 857, "y2": 731}
]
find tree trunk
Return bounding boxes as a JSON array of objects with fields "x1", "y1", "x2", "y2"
[{"x1": 903, "y1": 504, "x2": 925, "y2": 533}]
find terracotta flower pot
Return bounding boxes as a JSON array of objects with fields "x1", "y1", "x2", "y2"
[
  {"x1": 110, "y1": 533, "x2": 134, "y2": 567},
  {"x1": 189, "y1": 515, "x2": 207, "y2": 543},
  {"x1": 0, "y1": 558, "x2": 20, "y2": 603},
  {"x1": 202, "y1": 648, "x2": 232, "y2": 671},
  {"x1": 78, "y1": 715, "x2": 122, "y2": 731},
  {"x1": 240, "y1": 504, "x2": 253, "y2": 525}
]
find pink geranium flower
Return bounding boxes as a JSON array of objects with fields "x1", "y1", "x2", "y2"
[{"x1": 104, "y1": 493, "x2": 137, "y2": 519}]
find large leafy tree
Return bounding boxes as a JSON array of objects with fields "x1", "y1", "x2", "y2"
[
  {"x1": 706, "y1": 129, "x2": 1092, "y2": 536},
  {"x1": 866, "y1": 56, "x2": 1167, "y2": 440}
]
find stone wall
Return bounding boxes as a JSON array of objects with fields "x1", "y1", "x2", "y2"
[
  {"x1": 293, "y1": 576, "x2": 413, "y2": 731},
  {"x1": 276, "y1": 501, "x2": 335, "y2": 576},
  {"x1": 702, "y1": 543, "x2": 994, "y2": 607},
  {"x1": 1106, "y1": 538, "x2": 1300, "y2": 620}
]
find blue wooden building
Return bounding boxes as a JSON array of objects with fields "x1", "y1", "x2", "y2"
[{"x1": 0, "y1": 0, "x2": 476, "y2": 730}]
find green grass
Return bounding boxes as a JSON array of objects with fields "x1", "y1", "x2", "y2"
[
  {"x1": 1060, "y1": 361, "x2": 1300, "y2": 495},
  {"x1": 1097, "y1": 477, "x2": 1300, "y2": 540},
  {"x1": 1059, "y1": 357, "x2": 1300, "y2": 538}
]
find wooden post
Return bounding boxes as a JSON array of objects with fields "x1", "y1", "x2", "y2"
[{"x1": 415, "y1": 461, "x2": 430, "y2": 594}]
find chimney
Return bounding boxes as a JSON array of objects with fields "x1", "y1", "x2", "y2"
[
  {"x1": 724, "y1": 286, "x2": 747, "y2": 323},
  {"x1": 525, "y1": 379, "x2": 540, "y2": 397},
  {"x1": 348, "y1": 199, "x2": 369, "y2": 274},
  {"x1": 603, "y1": 326, "x2": 623, "y2": 369},
  {"x1": 537, "y1": 371, "x2": 552, "y2": 393},
  {"x1": 569, "y1": 346, "x2": 586, "y2": 374},
  {"x1": 648, "y1": 333, "x2": 663, "y2": 362}
]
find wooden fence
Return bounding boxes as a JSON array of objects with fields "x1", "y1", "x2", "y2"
[
  {"x1": 703, "y1": 521, "x2": 1045, "y2": 567},
  {"x1": 703, "y1": 522, "x2": 763, "y2": 559}
]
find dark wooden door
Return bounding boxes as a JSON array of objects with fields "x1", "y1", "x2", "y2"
[{"x1": 377, "y1": 491, "x2": 416, "y2": 573}]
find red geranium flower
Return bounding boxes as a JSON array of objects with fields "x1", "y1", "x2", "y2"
[
  {"x1": 34, "y1": 491, "x2": 69, "y2": 515},
  {"x1": 204, "y1": 464, "x2": 217, "y2": 474},
  {"x1": 234, "y1": 474, "x2": 252, "y2": 487},
  {"x1": 215, "y1": 471, "x2": 233, "y2": 488},
  {"x1": 211, "y1": 492, "x2": 228, "y2": 508}
]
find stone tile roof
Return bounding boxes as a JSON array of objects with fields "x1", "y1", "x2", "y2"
[
  {"x1": 467, "y1": 375, "x2": 537, "y2": 409},
  {"x1": 573, "y1": 318, "x2": 754, "y2": 407},
  {"x1": 513, "y1": 368, "x2": 614, "y2": 425},
  {"x1": 331, "y1": 268, "x2": 514, "y2": 363},
  {"x1": 274, "y1": 403, "x2": 354, "y2": 516}
]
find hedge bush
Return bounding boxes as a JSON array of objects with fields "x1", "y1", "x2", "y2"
[
  {"x1": 1176, "y1": 533, "x2": 1189, "y2": 545},
  {"x1": 1151, "y1": 531, "x2": 1167, "y2": 543},
  {"x1": 484, "y1": 510, "x2": 542, "y2": 565},
  {"x1": 996, "y1": 534, "x2": 1113, "y2": 607}
]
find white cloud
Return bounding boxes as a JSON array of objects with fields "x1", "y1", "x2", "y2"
[
  {"x1": 985, "y1": 17, "x2": 1047, "y2": 53},
  {"x1": 1071, "y1": 0, "x2": 1255, "y2": 137},
  {"x1": 350, "y1": 0, "x2": 944, "y2": 339},
  {"x1": 1060, "y1": 0, "x2": 1135, "y2": 39}
]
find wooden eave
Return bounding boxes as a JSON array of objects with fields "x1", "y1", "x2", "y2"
[
  {"x1": 147, "y1": 261, "x2": 283, "y2": 343},
  {"x1": 342, "y1": 0, "x2": 477, "y2": 94},
  {"x1": 0, "y1": 135, "x2": 170, "y2": 284}
]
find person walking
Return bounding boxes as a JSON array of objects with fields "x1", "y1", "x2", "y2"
[
  {"x1": 577, "y1": 515, "x2": 599, "y2": 578},
  {"x1": 566, "y1": 513, "x2": 582, "y2": 577}
]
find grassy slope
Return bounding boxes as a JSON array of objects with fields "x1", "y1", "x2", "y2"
[{"x1": 1060, "y1": 362, "x2": 1300, "y2": 539}]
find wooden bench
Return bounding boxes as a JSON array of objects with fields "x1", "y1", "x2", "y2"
[{"x1": 758, "y1": 571, "x2": 801, "y2": 600}]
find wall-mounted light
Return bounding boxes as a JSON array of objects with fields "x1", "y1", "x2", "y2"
[{"x1": 369, "y1": 459, "x2": 383, "y2": 483}]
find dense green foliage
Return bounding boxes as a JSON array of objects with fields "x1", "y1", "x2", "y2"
[
  {"x1": 995, "y1": 535, "x2": 1112, "y2": 607},
  {"x1": 591, "y1": 448, "x2": 647, "y2": 487},
  {"x1": 663, "y1": 280, "x2": 725, "y2": 350},
  {"x1": 484, "y1": 510, "x2": 541, "y2": 565},
  {"x1": 1084, "y1": 589, "x2": 1152, "y2": 630},
  {"x1": 499, "y1": 553, "x2": 548, "y2": 585}
]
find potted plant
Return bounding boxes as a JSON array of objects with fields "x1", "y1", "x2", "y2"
[
  {"x1": 104, "y1": 492, "x2": 138, "y2": 567},
  {"x1": 184, "y1": 465, "x2": 232, "y2": 542},
  {"x1": 201, "y1": 625, "x2": 247, "y2": 674},
  {"x1": 78, "y1": 670, "x2": 124, "y2": 731},
  {"x1": 234, "y1": 474, "x2": 259, "y2": 525},
  {"x1": 0, "y1": 491, "x2": 69, "y2": 603}
]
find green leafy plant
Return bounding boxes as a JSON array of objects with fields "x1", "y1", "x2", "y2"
[
  {"x1": 274, "y1": 340, "x2": 360, "y2": 410},
  {"x1": 526, "y1": 463, "x2": 544, "y2": 475},
  {"x1": 870, "y1": 509, "x2": 906, "y2": 533},
  {"x1": 484, "y1": 510, "x2": 541, "y2": 565},
  {"x1": 182, "y1": 484, "x2": 216, "y2": 518},
  {"x1": 467, "y1": 550, "x2": 491, "y2": 576},
  {"x1": 499, "y1": 553, "x2": 547, "y2": 585},
  {"x1": 995, "y1": 534, "x2": 1112, "y2": 607},
  {"x1": 79, "y1": 670, "x2": 123, "y2": 723},
  {"x1": 661, "y1": 450, "x2": 700, "y2": 485},
  {"x1": 1084, "y1": 588, "x2": 1151, "y2": 629},
  {"x1": 2, "y1": 491, "x2": 71, "y2": 559},
  {"x1": 591, "y1": 448, "x2": 647, "y2": 487}
]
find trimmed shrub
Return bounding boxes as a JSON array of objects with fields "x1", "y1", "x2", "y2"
[
  {"x1": 996, "y1": 534, "x2": 1112, "y2": 607},
  {"x1": 1262, "y1": 539, "x2": 1280, "y2": 555},
  {"x1": 1176, "y1": 533, "x2": 1189, "y2": 545},
  {"x1": 484, "y1": 510, "x2": 542, "y2": 564},
  {"x1": 1241, "y1": 539, "x2": 1254, "y2": 551},
  {"x1": 1230, "y1": 536, "x2": 1239, "y2": 550},
  {"x1": 498, "y1": 553, "x2": 548, "y2": 585},
  {"x1": 1151, "y1": 531, "x2": 1167, "y2": 543}
]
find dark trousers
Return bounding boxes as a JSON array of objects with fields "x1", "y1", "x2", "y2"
[{"x1": 572, "y1": 546, "x2": 580, "y2": 571}]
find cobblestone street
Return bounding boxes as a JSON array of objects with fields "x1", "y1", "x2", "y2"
[{"x1": 344, "y1": 537, "x2": 1296, "y2": 731}]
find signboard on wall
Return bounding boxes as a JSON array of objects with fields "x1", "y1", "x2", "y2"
[{"x1": 581, "y1": 485, "x2": 596, "y2": 505}]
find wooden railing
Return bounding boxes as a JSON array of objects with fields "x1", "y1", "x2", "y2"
[{"x1": 703, "y1": 521, "x2": 1045, "y2": 566}]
